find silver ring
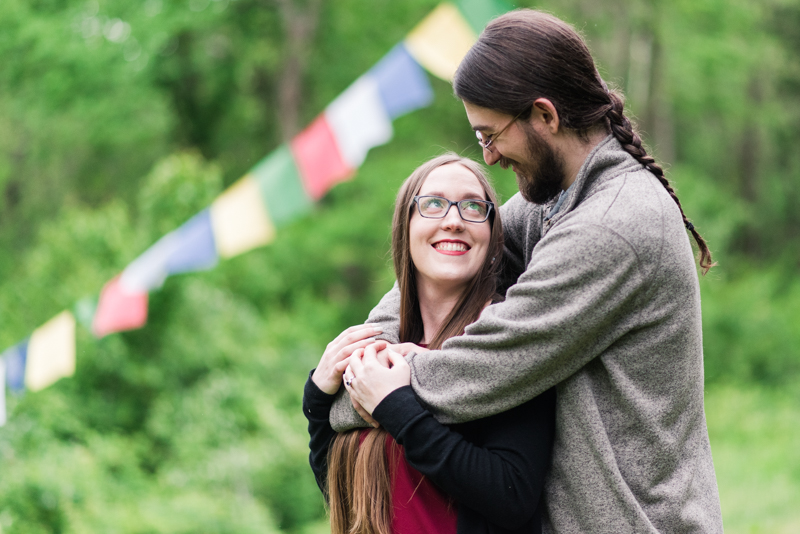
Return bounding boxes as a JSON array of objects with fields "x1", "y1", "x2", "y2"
[{"x1": 345, "y1": 377, "x2": 354, "y2": 387}]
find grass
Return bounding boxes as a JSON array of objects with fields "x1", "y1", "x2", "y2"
[{"x1": 705, "y1": 383, "x2": 800, "y2": 533}]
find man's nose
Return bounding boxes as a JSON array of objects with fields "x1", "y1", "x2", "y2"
[{"x1": 483, "y1": 146, "x2": 501, "y2": 166}]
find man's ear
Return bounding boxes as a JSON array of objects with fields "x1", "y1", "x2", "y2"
[{"x1": 531, "y1": 98, "x2": 560, "y2": 135}]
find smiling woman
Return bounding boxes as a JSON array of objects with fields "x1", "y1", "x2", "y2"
[
  {"x1": 404, "y1": 161, "x2": 496, "y2": 345},
  {"x1": 392, "y1": 155, "x2": 502, "y2": 349},
  {"x1": 303, "y1": 153, "x2": 557, "y2": 534}
]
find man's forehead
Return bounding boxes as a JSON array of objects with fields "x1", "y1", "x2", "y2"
[{"x1": 463, "y1": 101, "x2": 510, "y2": 131}]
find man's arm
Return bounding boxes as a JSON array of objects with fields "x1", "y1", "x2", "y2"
[
  {"x1": 407, "y1": 222, "x2": 645, "y2": 423},
  {"x1": 496, "y1": 192, "x2": 541, "y2": 293},
  {"x1": 364, "y1": 283, "x2": 401, "y2": 343}
]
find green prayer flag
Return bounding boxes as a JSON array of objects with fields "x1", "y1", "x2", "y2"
[
  {"x1": 251, "y1": 145, "x2": 314, "y2": 228},
  {"x1": 456, "y1": 0, "x2": 512, "y2": 34}
]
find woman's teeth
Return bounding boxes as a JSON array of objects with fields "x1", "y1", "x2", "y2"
[{"x1": 434, "y1": 242, "x2": 468, "y2": 252}]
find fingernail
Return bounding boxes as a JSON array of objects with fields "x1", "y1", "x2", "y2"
[{"x1": 372, "y1": 327, "x2": 383, "y2": 334}]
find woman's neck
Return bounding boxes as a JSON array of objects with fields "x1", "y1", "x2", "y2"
[{"x1": 415, "y1": 277, "x2": 466, "y2": 345}]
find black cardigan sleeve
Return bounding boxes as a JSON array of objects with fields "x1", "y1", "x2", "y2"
[
  {"x1": 302, "y1": 373, "x2": 338, "y2": 494},
  {"x1": 372, "y1": 385, "x2": 556, "y2": 532}
]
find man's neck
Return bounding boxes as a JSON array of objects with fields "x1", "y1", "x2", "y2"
[{"x1": 559, "y1": 128, "x2": 608, "y2": 190}]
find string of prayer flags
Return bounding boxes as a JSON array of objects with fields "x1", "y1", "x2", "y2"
[
  {"x1": 92, "y1": 276, "x2": 148, "y2": 338},
  {"x1": 120, "y1": 210, "x2": 218, "y2": 293},
  {"x1": 3, "y1": 340, "x2": 28, "y2": 393},
  {"x1": 1, "y1": 0, "x2": 514, "y2": 426},
  {"x1": 25, "y1": 311, "x2": 76, "y2": 392},
  {"x1": 404, "y1": 2, "x2": 479, "y2": 81}
]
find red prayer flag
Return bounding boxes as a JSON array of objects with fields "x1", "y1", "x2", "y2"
[
  {"x1": 92, "y1": 275, "x2": 148, "y2": 338},
  {"x1": 290, "y1": 115, "x2": 354, "y2": 200}
]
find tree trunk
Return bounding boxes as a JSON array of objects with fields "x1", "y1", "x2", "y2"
[{"x1": 275, "y1": 0, "x2": 323, "y2": 141}]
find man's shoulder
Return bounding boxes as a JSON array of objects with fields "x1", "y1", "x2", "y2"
[
  {"x1": 550, "y1": 168, "x2": 695, "y2": 280},
  {"x1": 501, "y1": 192, "x2": 544, "y2": 218},
  {"x1": 568, "y1": 168, "x2": 681, "y2": 240}
]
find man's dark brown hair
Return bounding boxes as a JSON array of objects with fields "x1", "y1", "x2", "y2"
[{"x1": 453, "y1": 9, "x2": 715, "y2": 273}]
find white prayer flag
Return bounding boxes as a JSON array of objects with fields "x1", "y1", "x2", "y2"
[{"x1": 325, "y1": 75, "x2": 394, "y2": 169}]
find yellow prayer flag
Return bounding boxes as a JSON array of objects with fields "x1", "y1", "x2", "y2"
[
  {"x1": 25, "y1": 311, "x2": 76, "y2": 392},
  {"x1": 210, "y1": 175, "x2": 276, "y2": 259},
  {"x1": 404, "y1": 3, "x2": 478, "y2": 82}
]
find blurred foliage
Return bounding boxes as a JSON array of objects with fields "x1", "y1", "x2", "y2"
[{"x1": 0, "y1": 0, "x2": 799, "y2": 532}]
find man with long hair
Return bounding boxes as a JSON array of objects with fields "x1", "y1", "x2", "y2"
[{"x1": 332, "y1": 9, "x2": 723, "y2": 533}]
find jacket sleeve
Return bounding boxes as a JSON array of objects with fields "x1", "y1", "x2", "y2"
[
  {"x1": 408, "y1": 221, "x2": 646, "y2": 424},
  {"x1": 373, "y1": 386, "x2": 556, "y2": 531},
  {"x1": 496, "y1": 193, "x2": 541, "y2": 293},
  {"x1": 302, "y1": 372, "x2": 338, "y2": 494}
]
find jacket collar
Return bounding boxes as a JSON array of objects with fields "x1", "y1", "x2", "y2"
[{"x1": 542, "y1": 135, "x2": 641, "y2": 231}]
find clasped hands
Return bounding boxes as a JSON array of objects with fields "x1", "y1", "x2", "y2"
[{"x1": 310, "y1": 324, "x2": 427, "y2": 427}]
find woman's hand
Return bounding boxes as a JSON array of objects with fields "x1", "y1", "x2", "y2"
[
  {"x1": 344, "y1": 343, "x2": 411, "y2": 415},
  {"x1": 311, "y1": 324, "x2": 383, "y2": 395}
]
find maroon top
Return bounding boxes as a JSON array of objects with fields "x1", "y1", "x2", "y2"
[{"x1": 358, "y1": 429, "x2": 457, "y2": 534}]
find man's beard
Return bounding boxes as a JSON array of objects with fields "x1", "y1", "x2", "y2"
[{"x1": 501, "y1": 124, "x2": 567, "y2": 205}]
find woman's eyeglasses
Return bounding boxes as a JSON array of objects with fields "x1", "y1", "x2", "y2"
[{"x1": 413, "y1": 195, "x2": 494, "y2": 223}]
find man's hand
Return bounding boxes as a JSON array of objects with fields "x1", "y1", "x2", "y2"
[
  {"x1": 311, "y1": 324, "x2": 383, "y2": 395},
  {"x1": 344, "y1": 344, "x2": 411, "y2": 415},
  {"x1": 350, "y1": 396, "x2": 380, "y2": 428},
  {"x1": 388, "y1": 342, "x2": 430, "y2": 356}
]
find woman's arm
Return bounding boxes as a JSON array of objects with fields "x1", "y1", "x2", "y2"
[
  {"x1": 374, "y1": 385, "x2": 556, "y2": 530},
  {"x1": 305, "y1": 326, "x2": 383, "y2": 491},
  {"x1": 303, "y1": 374, "x2": 338, "y2": 493}
]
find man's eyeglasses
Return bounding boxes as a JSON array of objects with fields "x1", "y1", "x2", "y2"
[
  {"x1": 413, "y1": 195, "x2": 494, "y2": 223},
  {"x1": 475, "y1": 109, "x2": 528, "y2": 150}
]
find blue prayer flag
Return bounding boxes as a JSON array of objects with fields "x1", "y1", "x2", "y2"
[
  {"x1": 3, "y1": 340, "x2": 28, "y2": 393},
  {"x1": 165, "y1": 209, "x2": 218, "y2": 275},
  {"x1": 369, "y1": 43, "x2": 434, "y2": 120},
  {"x1": 120, "y1": 209, "x2": 218, "y2": 292}
]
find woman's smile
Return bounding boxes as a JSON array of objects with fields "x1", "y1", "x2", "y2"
[{"x1": 433, "y1": 239, "x2": 470, "y2": 255}]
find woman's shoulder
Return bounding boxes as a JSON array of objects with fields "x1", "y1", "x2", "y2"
[{"x1": 453, "y1": 387, "x2": 556, "y2": 436}]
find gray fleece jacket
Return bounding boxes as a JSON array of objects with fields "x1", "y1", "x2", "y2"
[{"x1": 330, "y1": 136, "x2": 724, "y2": 533}]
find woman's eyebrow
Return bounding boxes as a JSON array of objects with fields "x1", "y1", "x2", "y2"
[{"x1": 423, "y1": 191, "x2": 487, "y2": 199}]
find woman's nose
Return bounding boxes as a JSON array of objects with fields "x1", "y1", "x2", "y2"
[{"x1": 440, "y1": 206, "x2": 465, "y2": 230}]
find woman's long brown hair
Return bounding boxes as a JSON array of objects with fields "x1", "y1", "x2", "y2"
[{"x1": 326, "y1": 154, "x2": 504, "y2": 534}]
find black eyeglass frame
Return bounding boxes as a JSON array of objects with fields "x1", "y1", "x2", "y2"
[
  {"x1": 412, "y1": 195, "x2": 495, "y2": 223},
  {"x1": 475, "y1": 107, "x2": 530, "y2": 151}
]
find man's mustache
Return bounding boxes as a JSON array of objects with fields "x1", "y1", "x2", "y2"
[{"x1": 499, "y1": 156, "x2": 517, "y2": 170}]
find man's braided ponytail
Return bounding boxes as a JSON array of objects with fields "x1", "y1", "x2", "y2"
[{"x1": 605, "y1": 91, "x2": 715, "y2": 273}]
